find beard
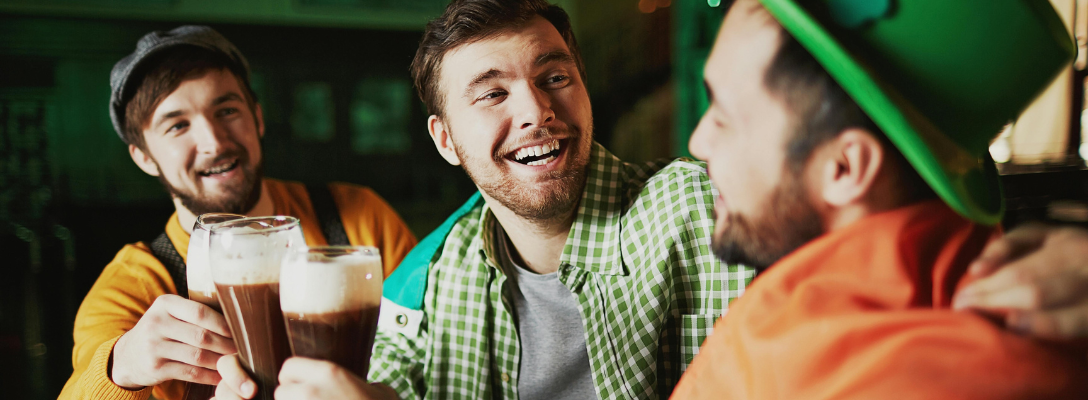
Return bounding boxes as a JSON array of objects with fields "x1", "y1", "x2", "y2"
[
  {"x1": 453, "y1": 125, "x2": 592, "y2": 223},
  {"x1": 155, "y1": 149, "x2": 263, "y2": 216},
  {"x1": 712, "y1": 167, "x2": 824, "y2": 272}
]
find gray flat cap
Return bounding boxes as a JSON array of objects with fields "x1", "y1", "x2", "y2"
[{"x1": 109, "y1": 25, "x2": 250, "y2": 142}]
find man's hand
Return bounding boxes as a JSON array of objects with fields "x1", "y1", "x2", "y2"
[
  {"x1": 276, "y1": 358, "x2": 399, "y2": 400},
  {"x1": 214, "y1": 355, "x2": 257, "y2": 400},
  {"x1": 111, "y1": 294, "x2": 236, "y2": 389},
  {"x1": 953, "y1": 224, "x2": 1088, "y2": 339},
  {"x1": 213, "y1": 355, "x2": 398, "y2": 400}
]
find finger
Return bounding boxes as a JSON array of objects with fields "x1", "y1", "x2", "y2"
[
  {"x1": 215, "y1": 380, "x2": 247, "y2": 400},
  {"x1": 954, "y1": 263, "x2": 1036, "y2": 309},
  {"x1": 1007, "y1": 303, "x2": 1088, "y2": 339},
  {"x1": 279, "y1": 357, "x2": 338, "y2": 385},
  {"x1": 956, "y1": 249, "x2": 1088, "y2": 310},
  {"x1": 158, "y1": 340, "x2": 230, "y2": 370},
  {"x1": 218, "y1": 354, "x2": 257, "y2": 399},
  {"x1": 969, "y1": 224, "x2": 1048, "y2": 276},
  {"x1": 155, "y1": 361, "x2": 222, "y2": 386},
  {"x1": 160, "y1": 295, "x2": 234, "y2": 337},
  {"x1": 274, "y1": 383, "x2": 318, "y2": 400},
  {"x1": 161, "y1": 317, "x2": 237, "y2": 355}
]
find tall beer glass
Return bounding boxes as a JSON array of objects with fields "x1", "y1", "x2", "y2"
[
  {"x1": 183, "y1": 213, "x2": 243, "y2": 400},
  {"x1": 209, "y1": 216, "x2": 304, "y2": 400},
  {"x1": 187, "y1": 213, "x2": 244, "y2": 310},
  {"x1": 280, "y1": 246, "x2": 382, "y2": 378}
]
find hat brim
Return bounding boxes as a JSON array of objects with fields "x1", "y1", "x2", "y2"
[{"x1": 761, "y1": 0, "x2": 1005, "y2": 226}]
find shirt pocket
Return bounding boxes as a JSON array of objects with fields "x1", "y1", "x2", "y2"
[{"x1": 679, "y1": 314, "x2": 721, "y2": 373}]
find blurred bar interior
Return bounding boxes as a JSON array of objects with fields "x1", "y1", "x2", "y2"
[{"x1": 0, "y1": 0, "x2": 1086, "y2": 398}]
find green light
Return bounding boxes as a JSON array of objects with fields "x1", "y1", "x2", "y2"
[{"x1": 708, "y1": 0, "x2": 721, "y2": 6}]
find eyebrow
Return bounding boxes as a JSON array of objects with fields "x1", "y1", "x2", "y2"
[
  {"x1": 463, "y1": 69, "x2": 506, "y2": 100},
  {"x1": 151, "y1": 92, "x2": 245, "y2": 129},
  {"x1": 151, "y1": 109, "x2": 185, "y2": 130},
  {"x1": 212, "y1": 92, "x2": 244, "y2": 106},
  {"x1": 535, "y1": 50, "x2": 575, "y2": 67}
]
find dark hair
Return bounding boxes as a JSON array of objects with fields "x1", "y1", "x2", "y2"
[
  {"x1": 764, "y1": 31, "x2": 935, "y2": 202},
  {"x1": 123, "y1": 45, "x2": 258, "y2": 149},
  {"x1": 410, "y1": 0, "x2": 586, "y2": 117}
]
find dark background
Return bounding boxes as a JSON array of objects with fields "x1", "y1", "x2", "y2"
[{"x1": 0, "y1": 1, "x2": 1085, "y2": 399}]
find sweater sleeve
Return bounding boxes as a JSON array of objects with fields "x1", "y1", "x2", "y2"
[
  {"x1": 330, "y1": 183, "x2": 418, "y2": 278},
  {"x1": 58, "y1": 244, "x2": 176, "y2": 400}
]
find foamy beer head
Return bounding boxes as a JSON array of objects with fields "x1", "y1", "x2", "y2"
[
  {"x1": 187, "y1": 213, "x2": 244, "y2": 303},
  {"x1": 209, "y1": 216, "x2": 306, "y2": 286},
  {"x1": 280, "y1": 246, "x2": 382, "y2": 315}
]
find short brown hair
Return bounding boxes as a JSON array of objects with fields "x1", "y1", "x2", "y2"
[
  {"x1": 410, "y1": 0, "x2": 586, "y2": 117},
  {"x1": 123, "y1": 45, "x2": 258, "y2": 149},
  {"x1": 765, "y1": 30, "x2": 935, "y2": 202}
]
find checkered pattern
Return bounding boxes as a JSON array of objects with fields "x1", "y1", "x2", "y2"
[{"x1": 369, "y1": 143, "x2": 756, "y2": 399}]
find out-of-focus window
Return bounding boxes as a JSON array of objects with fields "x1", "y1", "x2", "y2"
[
  {"x1": 993, "y1": 0, "x2": 1086, "y2": 168},
  {"x1": 290, "y1": 82, "x2": 336, "y2": 143},
  {"x1": 349, "y1": 78, "x2": 411, "y2": 155}
]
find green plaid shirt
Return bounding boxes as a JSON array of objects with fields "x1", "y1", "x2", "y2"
[{"x1": 369, "y1": 142, "x2": 755, "y2": 399}]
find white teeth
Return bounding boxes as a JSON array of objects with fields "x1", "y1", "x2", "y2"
[
  {"x1": 527, "y1": 155, "x2": 556, "y2": 166},
  {"x1": 204, "y1": 160, "x2": 236, "y2": 175},
  {"x1": 513, "y1": 139, "x2": 562, "y2": 162}
]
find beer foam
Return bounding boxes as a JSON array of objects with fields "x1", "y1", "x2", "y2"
[
  {"x1": 186, "y1": 229, "x2": 216, "y2": 293},
  {"x1": 279, "y1": 252, "x2": 382, "y2": 314},
  {"x1": 210, "y1": 226, "x2": 305, "y2": 285}
]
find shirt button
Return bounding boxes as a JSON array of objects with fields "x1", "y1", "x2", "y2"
[
  {"x1": 501, "y1": 373, "x2": 511, "y2": 383},
  {"x1": 395, "y1": 314, "x2": 409, "y2": 327}
]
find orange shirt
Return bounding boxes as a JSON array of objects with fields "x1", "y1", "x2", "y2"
[
  {"x1": 58, "y1": 179, "x2": 417, "y2": 400},
  {"x1": 672, "y1": 200, "x2": 1088, "y2": 399}
]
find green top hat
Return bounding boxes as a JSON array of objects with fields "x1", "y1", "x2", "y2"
[{"x1": 758, "y1": 0, "x2": 1075, "y2": 225}]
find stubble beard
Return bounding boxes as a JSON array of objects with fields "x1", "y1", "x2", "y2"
[
  {"x1": 712, "y1": 166, "x2": 824, "y2": 272},
  {"x1": 155, "y1": 149, "x2": 264, "y2": 216},
  {"x1": 453, "y1": 126, "x2": 592, "y2": 223}
]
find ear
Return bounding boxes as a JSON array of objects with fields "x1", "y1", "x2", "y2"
[
  {"x1": 254, "y1": 103, "x2": 265, "y2": 139},
  {"x1": 129, "y1": 143, "x2": 161, "y2": 177},
  {"x1": 428, "y1": 115, "x2": 462, "y2": 166},
  {"x1": 815, "y1": 128, "x2": 884, "y2": 207}
]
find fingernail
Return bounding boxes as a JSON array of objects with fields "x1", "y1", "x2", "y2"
[{"x1": 241, "y1": 381, "x2": 255, "y2": 397}]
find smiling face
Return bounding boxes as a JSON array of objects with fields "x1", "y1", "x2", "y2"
[
  {"x1": 689, "y1": 1, "x2": 824, "y2": 270},
  {"x1": 130, "y1": 68, "x2": 264, "y2": 216},
  {"x1": 429, "y1": 16, "x2": 594, "y2": 221}
]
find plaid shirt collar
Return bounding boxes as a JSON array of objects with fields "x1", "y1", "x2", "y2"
[{"x1": 476, "y1": 141, "x2": 630, "y2": 277}]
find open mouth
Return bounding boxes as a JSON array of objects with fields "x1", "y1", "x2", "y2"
[
  {"x1": 509, "y1": 139, "x2": 563, "y2": 166},
  {"x1": 198, "y1": 159, "x2": 239, "y2": 177}
]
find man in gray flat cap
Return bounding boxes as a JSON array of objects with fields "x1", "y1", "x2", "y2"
[{"x1": 58, "y1": 26, "x2": 417, "y2": 400}]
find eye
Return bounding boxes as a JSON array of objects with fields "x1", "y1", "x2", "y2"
[
  {"x1": 476, "y1": 90, "x2": 508, "y2": 103},
  {"x1": 167, "y1": 121, "x2": 189, "y2": 133},
  {"x1": 543, "y1": 74, "x2": 569, "y2": 88},
  {"x1": 216, "y1": 107, "x2": 240, "y2": 117}
]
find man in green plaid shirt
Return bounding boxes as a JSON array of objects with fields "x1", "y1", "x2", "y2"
[
  {"x1": 362, "y1": 1, "x2": 753, "y2": 399},
  {"x1": 214, "y1": 0, "x2": 753, "y2": 399}
]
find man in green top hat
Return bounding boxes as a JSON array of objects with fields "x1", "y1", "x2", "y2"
[{"x1": 673, "y1": 0, "x2": 1088, "y2": 398}]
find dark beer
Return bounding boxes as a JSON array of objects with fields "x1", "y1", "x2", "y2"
[
  {"x1": 215, "y1": 281, "x2": 292, "y2": 400},
  {"x1": 187, "y1": 290, "x2": 220, "y2": 312},
  {"x1": 284, "y1": 307, "x2": 381, "y2": 377},
  {"x1": 280, "y1": 246, "x2": 383, "y2": 379}
]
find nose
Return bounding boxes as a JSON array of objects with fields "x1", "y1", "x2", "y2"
[
  {"x1": 191, "y1": 116, "x2": 230, "y2": 155},
  {"x1": 512, "y1": 83, "x2": 555, "y2": 130},
  {"x1": 689, "y1": 112, "x2": 714, "y2": 161}
]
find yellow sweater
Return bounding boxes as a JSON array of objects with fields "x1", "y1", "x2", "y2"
[{"x1": 58, "y1": 179, "x2": 417, "y2": 400}]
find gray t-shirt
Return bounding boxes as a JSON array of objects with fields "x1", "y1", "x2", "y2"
[{"x1": 495, "y1": 226, "x2": 597, "y2": 400}]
